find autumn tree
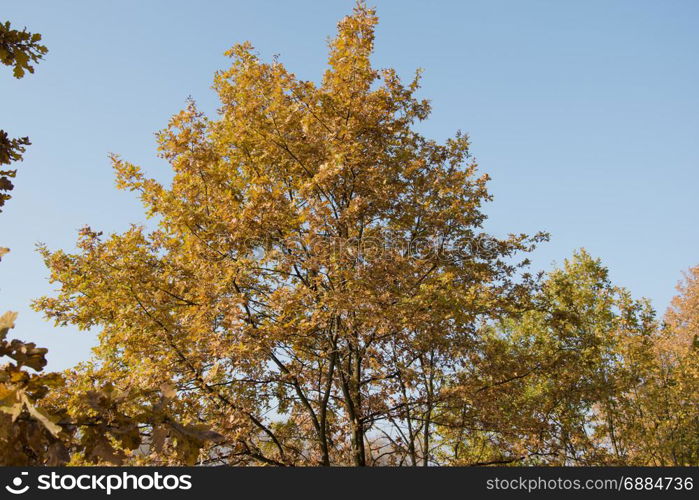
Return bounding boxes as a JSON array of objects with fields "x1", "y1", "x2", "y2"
[
  {"x1": 593, "y1": 265, "x2": 699, "y2": 465},
  {"x1": 35, "y1": 3, "x2": 545, "y2": 466}
]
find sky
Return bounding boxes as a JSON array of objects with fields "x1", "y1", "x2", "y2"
[{"x1": 1, "y1": 0, "x2": 698, "y2": 370}]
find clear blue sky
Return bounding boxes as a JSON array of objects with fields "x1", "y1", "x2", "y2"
[{"x1": 1, "y1": 0, "x2": 697, "y2": 370}]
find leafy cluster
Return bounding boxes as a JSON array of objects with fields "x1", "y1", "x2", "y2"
[
  {"x1": 0, "y1": 21, "x2": 47, "y2": 78},
  {"x1": 436, "y1": 251, "x2": 698, "y2": 465},
  {"x1": 0, "y1": 21, "x2": 47, "y2": 210}
]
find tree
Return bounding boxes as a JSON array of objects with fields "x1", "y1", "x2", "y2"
[
  {"x1": 435, "y1": 250, "x2": 658, "y2": 465},
  {"x1": 595, "y1": 265, "x2": 699, "y2": 465},
  {"x1": 436, "y1": 251, "x2": 698, "y2": 466},
  {"x1": 34, "y1": 2, "x2": 545, "y2": 466},
  {"x1": 0, "y1": 21, "x2": 47, "y2": 211}
]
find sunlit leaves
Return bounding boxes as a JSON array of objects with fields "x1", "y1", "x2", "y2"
[
  {"x1": 27, "y1": 1, "x2": 697, "y2": 467},
  {"x1": 33, "y1": 1, "x2": 545, "y2": 466}
]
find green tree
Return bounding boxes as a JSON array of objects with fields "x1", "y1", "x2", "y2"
[{"x1": 437, "y1": 250, "x2": 698, "y2": 466}]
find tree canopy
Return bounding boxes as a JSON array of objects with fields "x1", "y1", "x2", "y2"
[{"x1": 0, "y1": 2, "x2": 695, "y2": 466}]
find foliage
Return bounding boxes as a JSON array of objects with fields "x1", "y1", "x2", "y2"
[
  {"x1": 10, "y1": 2, "x2": 699, "y2": 466},
  {"x1": 436, "y1": 250, "x2": 657, "y2": 464},
  {"x1": 0, "y1": 20, "x2": 47, "y2": 210},
  {"x1": 0, "y1": 249, "x2": 67, "y2": 465},
  {"x1": 0, "y1": 21, "x2": 48, "y2": 79},
  {"x1": 0, "y1": 19, "x2": 62, "y2": 466},
  {"x1": 595, "y1": 266, "x2": 699, "y2": 465},
  {"x1": 437, "y1": 251, "x2": 698, "y2": 466},
  {"x1": 0, "y1": 250, "x2": 221, "y2": 466},
  {"x1": 0, "y1": 131, "x2": 30, "y2": 210},
  {"x1": 0, "y1": 15, "x2": 226, "y2": 466},
  {"x1": 34, "y1": 2, "x2": 545, "y2": 466}
]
